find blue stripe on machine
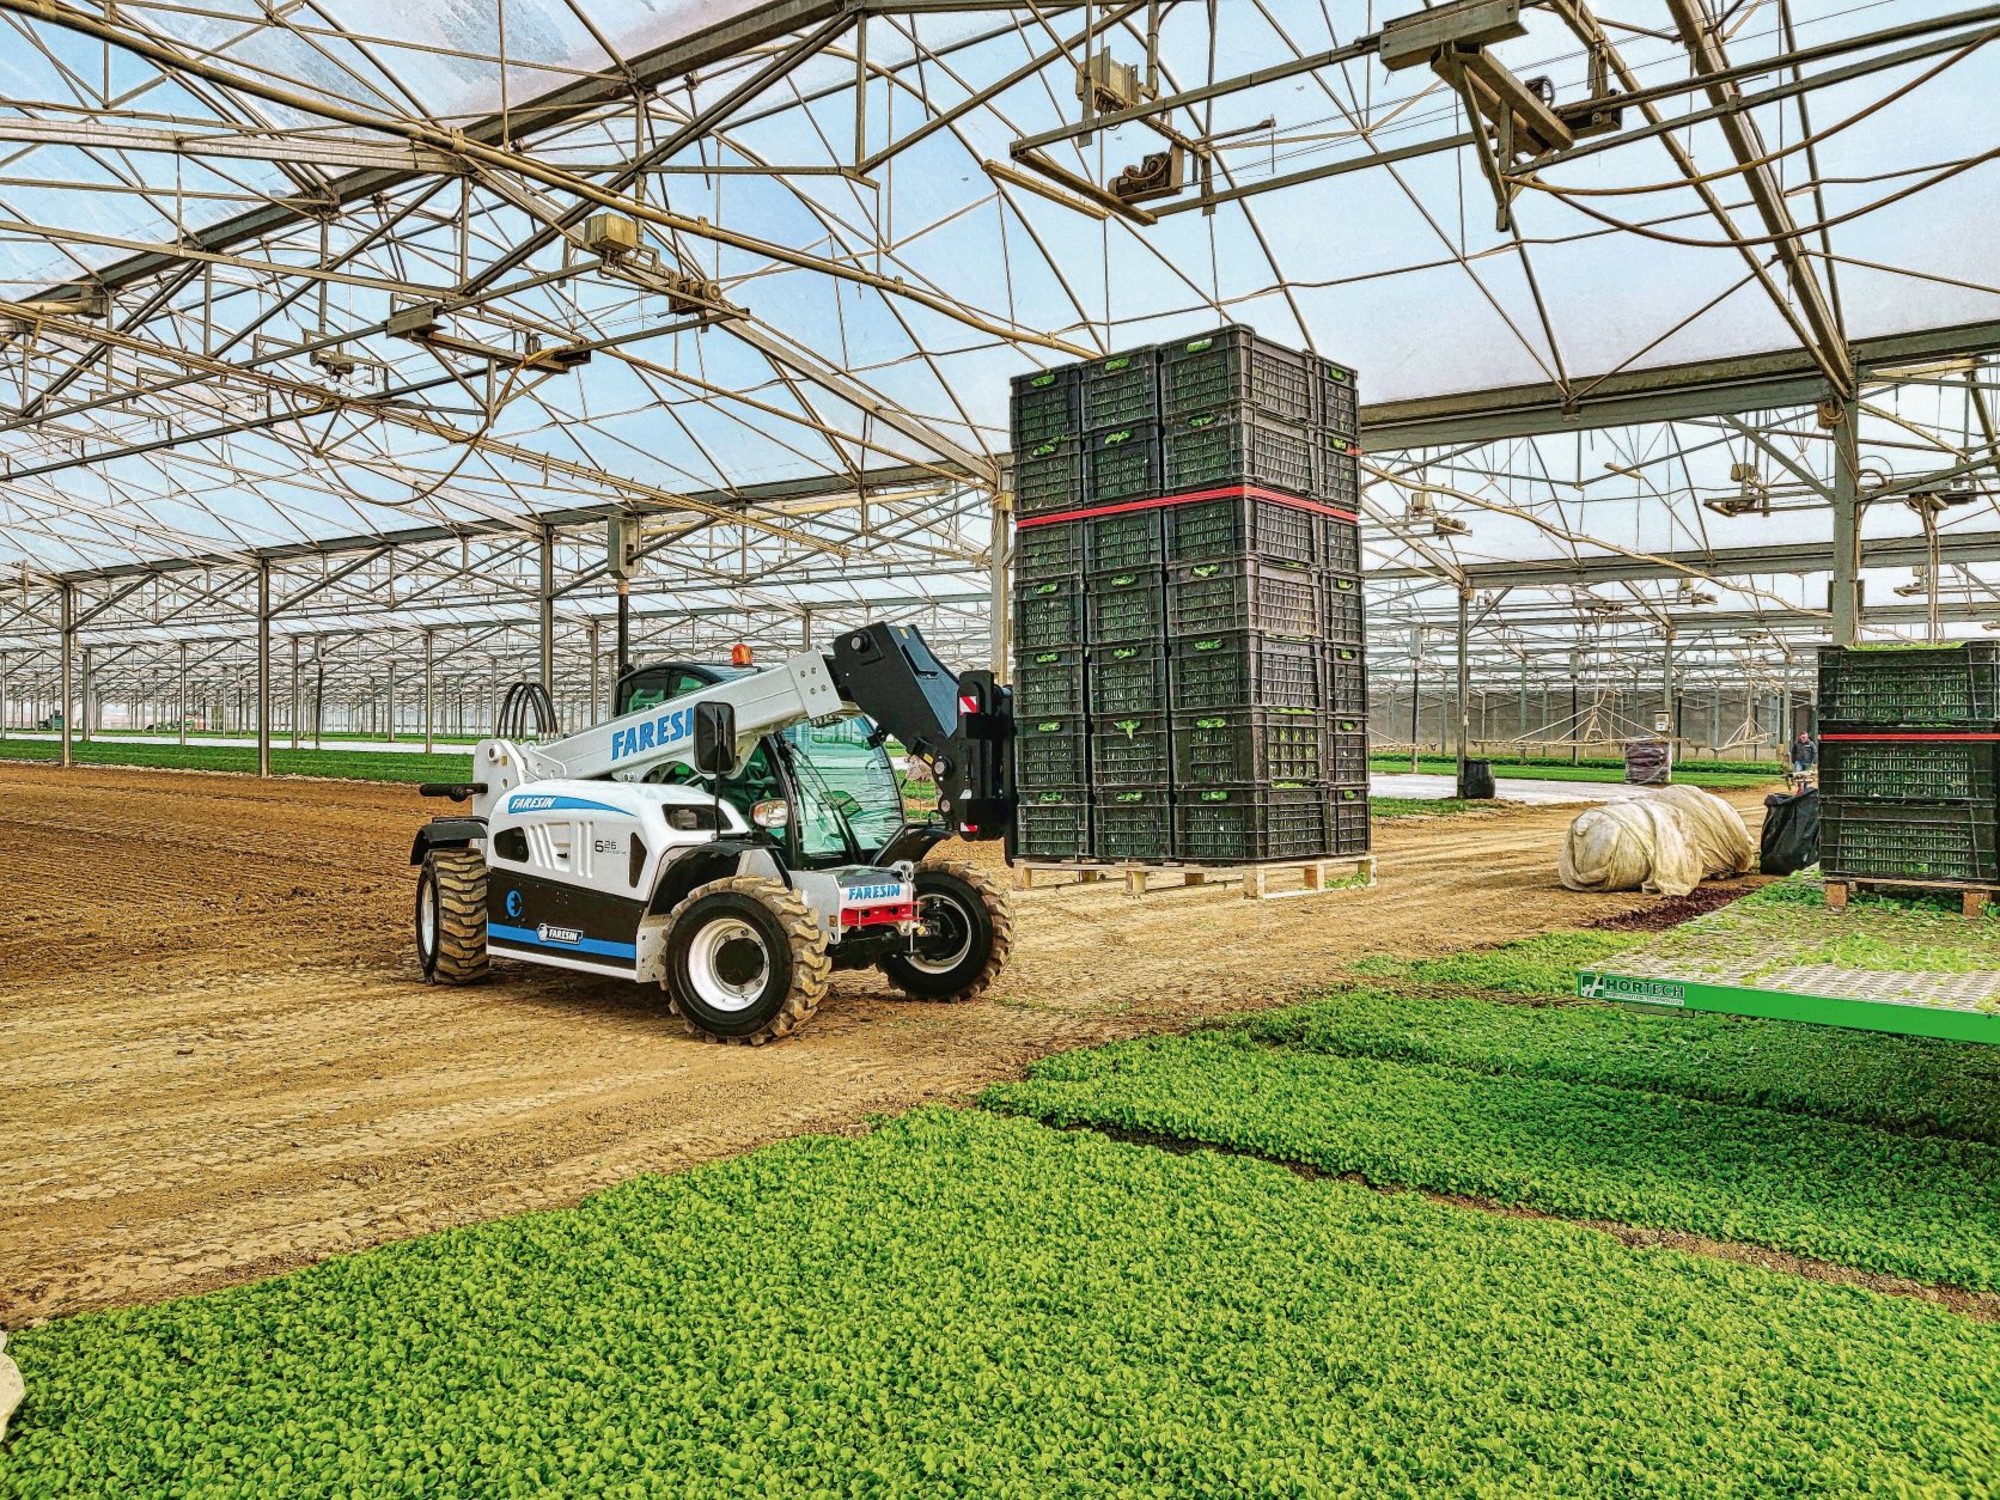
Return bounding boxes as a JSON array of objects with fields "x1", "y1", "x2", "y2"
[
  {"x1": 489, "y1": 922, "x2": 638, "y2": 959},
  {"x1": 504, "y1": 793, "x2": 626, "y2": 815}
]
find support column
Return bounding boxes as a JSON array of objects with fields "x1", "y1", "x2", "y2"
[
  {"x1": 1408, "y1": 635, "x2": 1422, "y2": 773},
  {"x1": 386, "y1": 663, "x2": 397, "y2": 743},
  {"x1": 1830, "y1": 396, "x2": 1863, "y2": 645},
  {"x1": 80, "y1": 645, "x2": 93, "y2": 743},
  {"x1": 178, "y1": 640, "x2": 188, "y2": 745},
  {"x1": 0, "y1": 652, "x2": 7, "y2": 739},
  {"x1": 60, "y1": 585, "x2": 73, "y2": 767},
  {"x1": 586, "y1": 620, "x2": 600, "y2": 723},
  {"x1": 1569, "y1": 649, "x2": 1581, "y2": 765},
  {"x1": 424, "y1": 630, "x2": 435, "y2": 755},
  {"x1": 990, "y1": 486, "x2": 1013, "y2": 679},
  {"x1": 1454, "y1": 588, "x2": 1472, "y2": 796},
  {"x1": 615, "y1": 579, "x2": 631, "y2": 679},
  {"x1": 1516, "y1": 660, "x2": 1528, "y2": 764},
  {"x1": 290, "y1": 637, "x2": 301, "y2": 749},
  {"x1": 1661, "y1": 626, "x2": 1676, "y2": 779},
  {"x1": 256, "y1": 560, "x2": 272, "y2": 778},
  {"x1": 539, "y1": 524, "x2": 556, "y2": 696}
]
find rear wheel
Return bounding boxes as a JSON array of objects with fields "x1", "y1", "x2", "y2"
[
  {"x1": 663, "y1": 876, "x2": 829, "y2": 1045},
  {"x1": 879, "y1": 861, "x2": 1012, "y2": 1002},
  {"x1": 416, "y1": 848, "x2": 488, "y2": 984}
]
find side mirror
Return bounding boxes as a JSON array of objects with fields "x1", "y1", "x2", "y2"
[{"x1": 692, "y1": 700, "x2": 738, "y2": 777}]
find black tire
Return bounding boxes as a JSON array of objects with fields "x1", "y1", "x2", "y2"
[
  {"x1": 879, "y1": 861, "x2": 1012, "y2": 1003},
  {"x1": 417, "y1": 848, "x2": 489, "y2": 984},
  {"x1": 663, "y1": 876, "x2": 830, "y2": 1045}
]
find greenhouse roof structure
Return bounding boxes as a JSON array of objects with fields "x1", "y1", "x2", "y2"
[{"x1": 3, "y1": 0, "x2": 2000, "y2": 707}]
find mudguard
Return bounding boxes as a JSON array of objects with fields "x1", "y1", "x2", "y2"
[{"x1": 409, "y1": 817, "x2": 486, "y2": 866}]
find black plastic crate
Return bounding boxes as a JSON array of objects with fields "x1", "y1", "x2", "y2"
[
  {"x1": 1011, "y1": 366, "x2": 1081, "y2": 449},
  {"x1": 1092, "y1": 712, "x2": 1173, "y2": 784},
  {"x1": 1169, "y1": 556, "x2": 1320, "y2": 639},
  {"x1": 1176, "y1": 783, "x2": 1328, "y2": 864},
  {"x1": 1326, "y1": 785, "x2": 1372, "y2": 856},
  {"x1": 1818, "y1": 645, "x2": 2000, "y2": 730},
  {"x1": 1015, "y1": 437, "x2": 1083, "y2": 516},
  {"x1": 1820, "y1": 738, "x2": 2000, "y2": 803},
  {"x1": 1094, "y1": 785, "x2": 1174, "y2": 860},
  {"x1": 1015, "y1": 578, "x2": 1084, "y2": 650},
  {"x1": 1321, "y1": 514, "x2": 1360, "y2": 574},
  {"x1": 1314, "y1": 443, "x2": 1360, "y2": 512},
  {"x1": 1015, "y1": 789, "x2": 1090, "y2": 861},
  {"x1": 1170, "y1": 631, "x2": 1320, "y2": 712},
  {"x1": 1084, "y1": 508, "x2": 1165, "y2": 571},
  {"x1": 1821, "y1": 799, "x2": 2000, "y2": 883},
  {"x1": 1086, "y1": 424, "x2": 1162, "y2": 508},
  {"x1": 1015, "y1": 519, "x2": 1084, "y2": 581},
  {"x1": 1013, "y1": 712, "x2": 1089, "y2": 787},
  {"x1": 1163, "y1": 408, "x2": 1315, "y2": 497},
  {"x1": 1086, "y1": 567, "x2": 1167, "y2": 645},
  {"x1": 1159, "y1": 327, "x2": 1313, "y2": 426},
  {"x1": 1322, "y1": 572, "x2": 1364, "y2": 646},
  {"x1": 1325, "y1": 725, "x2": 1369, "y2": 785},
  {"x1": 1082, "y1": 347, "x2": 1161, "y2": 429},
  {"x1": 1312, "y1": 355, "x2": 1359, "y2": 442},
  {"x1": 1013, "y1": 646, "x2": 1086, "y2": 718},
  {"x1": 1172, "y1": 708, "x2": 1323, "y2": 784},
  {"x1": 1088, "y1": 642, "x2": 1169, "y2": 714},
  {"x1": 1324, "y1": 646, "x2": 1368, "y2": 718},
  {"x1": 1165, "y1": 494, "x2": 1317, "y2": 569}
]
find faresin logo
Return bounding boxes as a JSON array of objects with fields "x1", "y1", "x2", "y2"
[
  {"x1": 610, "y1": 705, "x2": 696, "y2": 762},
  {"x1": 1578, "y1": 972, "x2": 1687, "y2": 1006}
]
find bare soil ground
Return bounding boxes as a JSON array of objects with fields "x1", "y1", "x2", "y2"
[{"x1": 0, "y1": 763, "x2": 1770, "y2": 1325}]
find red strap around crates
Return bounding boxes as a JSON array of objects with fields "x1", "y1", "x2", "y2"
[
  {"x1": 1820, "y1": 731, "x2": 2000, "y2": 741},
  {"x1": 1015, "y1": 482, "x2": 1359, "y2": 529}
]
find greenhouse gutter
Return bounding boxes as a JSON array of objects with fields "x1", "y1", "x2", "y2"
[{"x1": 1365, "y1": 319, "x2": 2000, "y2": 450}]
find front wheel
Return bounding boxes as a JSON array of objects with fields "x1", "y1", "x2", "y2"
[
  {"x1": 416, "y1": 848, "x2": 489, "y2": 984},
  {"x1": 879, "y1": 861, "x2": 1012, "y2": 1003},
  {"x1": 663, "y1": 876, "x2": 830, "y2": 1045}
]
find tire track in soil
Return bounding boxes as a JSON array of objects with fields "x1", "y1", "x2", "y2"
[{"x1": 0, "y1": 761, "x2": 1771, "y2": 1324}]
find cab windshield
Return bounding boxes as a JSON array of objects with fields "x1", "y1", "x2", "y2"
[{"x1": 779, "y1": 716, "x2": 905, "y2": 859}]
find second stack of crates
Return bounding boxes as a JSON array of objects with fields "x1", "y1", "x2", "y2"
[
  {"x1": 1816, "y1": 644, "x2": 2000, "y2": 886},
  {"x1": 1011, "y1": 324, "x2": 1369, "y2": 865}
]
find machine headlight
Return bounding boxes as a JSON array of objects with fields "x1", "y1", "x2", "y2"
[{"x1": 751, "y1": 799, "x2": 790, "y2": 830}]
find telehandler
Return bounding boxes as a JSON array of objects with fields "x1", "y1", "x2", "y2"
[{"x1": 411, "y1": 623, "x2": 1015, "y2": 1045}]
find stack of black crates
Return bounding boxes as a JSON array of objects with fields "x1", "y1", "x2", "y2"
[
  {"x1": 1816, "y1": 644, "x2": 2000, "y2": 886},
  {"x1": 1010, "y1": 325, "x2": 1369, "y2": 865}
]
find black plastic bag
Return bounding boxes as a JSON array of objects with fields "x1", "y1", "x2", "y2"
[
  {"x1": 1459, "y1": 759, "x2": 1496, "y2": 800},
  {"x1": 1760, "y1": 788, "x2": 1820, "y2": 875}
]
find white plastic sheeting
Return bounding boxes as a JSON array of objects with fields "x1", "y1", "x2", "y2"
[{"x1": 1559, "y1": 786, "x2": 1754, "y2": 898}]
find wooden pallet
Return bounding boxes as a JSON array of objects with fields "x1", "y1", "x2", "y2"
[
  {"x1": 1010, "y1": 853, "x2": 1375, "y2": 901},
  {"x1": 1825, "y1": 875, "x2": 1997, "y2": 919}
]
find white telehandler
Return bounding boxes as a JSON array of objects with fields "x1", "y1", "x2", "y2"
[{"x1": 410, "y1": 623, "x2": 1017, "y2": 1045}]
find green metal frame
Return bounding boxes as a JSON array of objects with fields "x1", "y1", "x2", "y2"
[{"x1": 1576, "y1": 968, "x2": 2000, "y2": 1046}]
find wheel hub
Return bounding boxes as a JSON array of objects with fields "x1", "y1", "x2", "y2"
[
  {"x1": 714, "y1": 935, "x2": 765, "y2": 988},
  {"x1": 686, "y1": 917, "x2": 771, "y2": 1012},
  {"x1": 907, "y1": 892, "x2": 975, "y2": 973}
]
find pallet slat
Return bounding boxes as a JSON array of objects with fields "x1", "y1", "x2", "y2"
[{"x1": 1011, "y1": 853, "x2": 1375, "y2": 901}]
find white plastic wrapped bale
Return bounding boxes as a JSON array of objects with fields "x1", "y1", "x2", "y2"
[{"x1": 1558, "y1": 786, "x2": 1753, "y2": 897}]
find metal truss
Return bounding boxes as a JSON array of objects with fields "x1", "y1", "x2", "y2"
[{"x1": 3, "y1": 0, "x2": 2000, "y2": 761}]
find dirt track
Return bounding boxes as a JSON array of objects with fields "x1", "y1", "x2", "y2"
[{"x1": 1, "y1": 762, "x2": 1769, "y2": 1325}]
